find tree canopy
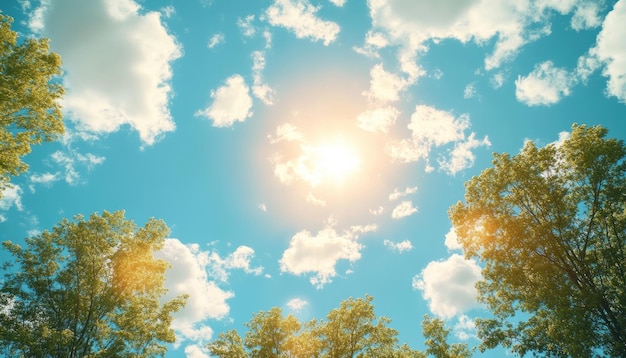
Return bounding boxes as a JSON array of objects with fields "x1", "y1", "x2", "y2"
[
  {"x1": 0, "y1": 14, "x2": 64, "y2": 196},
  {"x1": 450, "y1": 124, "x2": 626, "y2": 357},
  {"x1": 208, "y1": 295, "x2": 470, "y2": 358},
  {"x1": 0, "y1": 210, "x2": 187, "y2": 357}
]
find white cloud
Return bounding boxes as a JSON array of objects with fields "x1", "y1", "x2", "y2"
[
  {"x1": 368, "y1": 0, "x2": 599, "y2": 72},
  {"x1": 156, "y1": 239, "x2": 234, "y2": 346},
  {"x1": 515, "y1": 61, "x2": 574, "y2": 106},
  {"x1": 570, "y1": 1, "x2": 602, "y2": 31},
  {"x1": 356, "y1": 106, "x2": 399, "y2": 133},
  {"x1": 184, "y1": 345, "x2": 211, "y2": 358},
  {"x1": 363, "y1": 64, "x2": 409, "y2": 103},
  {"x1": 490, "y1": 72, "x2": 505, "y2": 89},
  {"x1": 306, "y1": 192, "x2": 326, "y2": 206},
  {"x1": 280, "y1": 224, "x2": 375, "y2": 288},
  {"x1": 354, "y1": 30, "x2": 389, "y2": 58},
  {"x1": 388, "y1": 105, "x2": 488, "y2": 173},
  {"x1": 29, "y1": 172, "x2": 60, "y2": 190},
  {"x1": 439, "y1": 132, "x2": 491, "y2": 175},
  {"x1": 413, "y1": 254, "x2": 482, "y2": 319},
  {"x1": 287, "y1": 298, "x2": 309, "y2": 311},
  {"x1": 207, "y1": 246, "x2": 264, "y2": 283},
  {"x1": 268, "y1": 122, "x2": 304, "y2": 143},
  {"x1": 251, "y1": 51, "x2": 275, "y2": 105},
  {"x1": 369, "y1": 206, "x2": 385, "y2": 215},
  {"x1": 454, "y1": 314, "x2": 477, "y2": 341},
  {"x1": 207, "y1": 33, "x2": 225, "y2": 48},
  {"x1": 0, "y1": 185, "x2": 23, "y2": 211},
  {"x1": 590, "y1": 0, "x2": 626, "y2": 103},
  {"x1": 265, "y1": 0, "x2": 340, "y2": 45},
  {"x1": 383, "y1": 239, "x2": 413, "y2": 253},
  {"x1": 328, "y1": 0, "x2": 346, "y2": 6},
  {"x1": 30, "y1": 0, "x2": 181, "y2": 145},
  {"x1": 389, "y1": 186, "x2": 417, "y2": 201},
  {"x1": 391, "y1": 200, "x2": 418, "y2": 219},
  {"x1": 444, "y1": 227, "x2": 462, "y2": 251},
  {"x1": 237, "y1": 15, "x2": 257, "y2": 37},
  {"x1": 195, "y1": 75, "x2": 253, "y2": 127},
  {"x1": 50, "y1": 150, "x2": 105, "y2": 185},
  {"x1": 463, "y1": 82, "x2": 477, "y2": 99}
]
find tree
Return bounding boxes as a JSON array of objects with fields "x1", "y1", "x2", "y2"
[
  {"x1": 208, "y1": 295, "x2": 430, "y2": 358},
  {"x1": 315, "y1": 295, "x2": 401, "y2": 357},
  {"x1": 449, "y1": 124, "x2": 626, "y2": 357},
  {"x1": 0, "y1": 14, "x2": 64, "y2": 196},
  {"x1": 421, "y1": 315, "x2": 471, "y2": 358},
  {"x1": 0, "y1": 210, "x2": 187, "y2": 357}
]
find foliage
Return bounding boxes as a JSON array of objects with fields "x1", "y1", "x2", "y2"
[
  {"x1": 421, "y1": 315, "x2": 471, "y2": 358},
  {"x1": 450, "y1": 124, "x2": 626, "y2": 357},
  {"x1": 0, "y1": 14, "x2": 64, "y2": 196},
  {"x1": 0, "y1": 211, "x2": 187, "y2": 357},
  {"x1": 208, "y1": 295, "x2": 471, "y2": 358}
]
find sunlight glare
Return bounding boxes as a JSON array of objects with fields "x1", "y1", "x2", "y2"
[{"x1": 310, "y1": 140, "x2": 360, "y2": 185}]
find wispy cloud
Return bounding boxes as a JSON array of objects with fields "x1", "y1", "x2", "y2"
[
  {"x1": 207, "y1": 33, "x2": 225, "y2": 48},
  {"x1": 384, "y1": 239, "x2": 413, "y2": 253},
  {"x1": 30, "y1": 0, "x2": 181, "y2": 145},
  {"x1": 389, "y1": 186, "x2": 417, "y2": 201}
]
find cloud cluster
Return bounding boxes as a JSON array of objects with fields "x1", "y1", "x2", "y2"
[
  {"x1": 30, "y1": 0, "x2": 181, "y2": 145},
  {"x1": 413, "y1": 254, "x2": 482, "y2": 319},
  {"x1": 389, "y1": 105, "x2": 490, "y2": 174},
  {"x1": 280, "y1": 224, "x2": 376, "y2": 288}
]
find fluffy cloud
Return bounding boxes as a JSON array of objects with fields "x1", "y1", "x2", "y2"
[
  {"x1": 383, "y1": 239, "x2": 413, "y2": 253},
  {"x1": 391, "y1": 200, "x2": 418, "y2": 219},
  {"x1": 280, "y1": 224, "x2": 376, "y2": 288},
  {"x1": 515, "y1": 61, "x2": 574, "y2": 106},
  {"x1": 444, "y1": 227, "x2": 462, "y2": 251},
  {"x1": 363, "y1": 64, "x2": 410, "y2": 103},
  {"x1": 356, "y1": 106, "x2": 399, "y2": 133},
  {"x1": 389, "y1": 105, "x2": 489, "y2": 173},
  {"x1": 0, "y1": 185, "x2": 23, "y2": 212},
  {"x1": 591, "y1": 0, "x2": 626, "y2": 103},
  {"x1": 156, "y1": 239, "x2": 234, "y2": 346},
  {"x1": 195, "y1": 75, "x2": 253, "y2": 127},
  {"x1": 30, "y1": 0, "x2": 181, "y2": 145},
  {"x1": 265, "y1": 0, "x2": 340, "y2": 45},
  {"x1": 287, "y1": 298, "x2": 309, "y2": 311},
  {"x1": 368, "y1": 0, "x2": 602, "y2": 71},
  {"x1": 413, "y1": 254, "x2": 482, "y2": 319}
]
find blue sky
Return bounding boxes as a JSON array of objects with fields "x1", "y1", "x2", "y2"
[{"x1": 2, "y1": 0, "x2": 626, "y2": 356}]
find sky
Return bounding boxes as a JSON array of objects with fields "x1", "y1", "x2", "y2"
[{"x1": 1, "y1": 0, "x2": 626, "y2": 356}]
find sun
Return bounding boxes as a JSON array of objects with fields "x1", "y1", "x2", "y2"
[{"x1": 309, "y1": 140, "x2": 360, "y2": 185}]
